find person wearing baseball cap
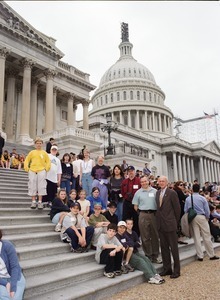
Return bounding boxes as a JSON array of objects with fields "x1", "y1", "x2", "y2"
[
  {"x1": 103, "y1": 202, "x2": 118, "y2": 225},
  {"x1": 121, "y1": 165, "x2": 141, "y2": 235}
]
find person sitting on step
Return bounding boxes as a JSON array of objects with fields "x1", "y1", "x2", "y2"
[
  {"x1": 0, "y1": 229, "x2": 26, "y2": 299},
  {"x1": 88, "y1": 203, "x2": 110, "y2": 250},
  {"x1": 62, "y1": 202, "x2": 94, "y2": 253},
  {"x1": 125, "y1": 219, "x2": 165, "y2": 285},
  {"x1": 115, "y1": 221, "x2": 135, "y2": 272},
  {"x1": 95, "y1": 223, "x2": 124, "y2": 278},
  {"x1": 50, "y1": 189, "x2": 70, "y2": 232}
]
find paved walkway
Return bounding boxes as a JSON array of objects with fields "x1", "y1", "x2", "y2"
[{"x1": 108, "y1": 250, "x2": 220, "y2": 300}]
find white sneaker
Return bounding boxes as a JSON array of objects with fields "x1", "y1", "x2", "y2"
[
  {"x1": 30, "y1": 201, "x2": 37, "y2": 209},
  {"x1": 104, "y1": 272, "x2": 115, "y2": 278},
  {"x1": 55, "y1": 223, "x2": 62, "y2": 232},
  {"x1": 154, "y1": 274, "x2": 165, "y2": 283},
  {"x1": 148, "y1": 276, "x2": 163, "y2": 285},
  {"x1": 37, "y1": 202, "x2": 44, "y2": 209}
]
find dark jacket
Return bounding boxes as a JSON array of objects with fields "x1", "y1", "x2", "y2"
[
  {"x1": 50, "y1": 197, "x2": 70, "y2": 220},
  {"x1": 155, "y1": 188, "x2": 181, "y2": 232}
]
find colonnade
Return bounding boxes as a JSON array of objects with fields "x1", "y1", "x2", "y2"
[
  {"x1": 171, "y1": 151, "x2": 220, "y2": 184},
  {"x1": 0, "y1": 47, "x2": 89, "y2": 143},
  {"x1": 111, "y1": 109, "x2": 172, "y2": 133}
]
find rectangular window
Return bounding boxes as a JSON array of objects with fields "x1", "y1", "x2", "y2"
[{"x1": 61, "y1": 110, "x2": 68, "y2": 121}]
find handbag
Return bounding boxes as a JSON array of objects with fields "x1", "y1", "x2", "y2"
[
  {"x1": 188, "y1": 195, "x2": 197, "y2": 223},
  {"x1": 181, "y1": 213, "x2": 192, "y2": 238}
]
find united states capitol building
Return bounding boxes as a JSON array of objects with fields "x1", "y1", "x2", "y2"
[{"x1": 0, "y1": 1, "x2": 220, "y2": 184}]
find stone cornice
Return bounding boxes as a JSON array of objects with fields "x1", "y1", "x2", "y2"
[
  {"x1": 0, "y1": 2, "x2": 64, "y2": 60},
  {"x1": 56, "y1": 71, "x2": 96, "y2": 91}
]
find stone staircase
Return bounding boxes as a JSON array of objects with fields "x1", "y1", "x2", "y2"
[{"x1": 0, "y1": 168, "x2": 220, "y2": 300}]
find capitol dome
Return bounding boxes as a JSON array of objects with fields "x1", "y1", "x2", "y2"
[
  {"x1": 89, "y1": 23, "x2": 173, "y2": 138},
  {"x1": 99, "y1": 45, "x2": 156, "y2": 87}
]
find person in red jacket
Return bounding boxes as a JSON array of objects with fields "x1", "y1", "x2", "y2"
[{"x1": 121, "y1": 166, "x2": 141, "y2": 235}]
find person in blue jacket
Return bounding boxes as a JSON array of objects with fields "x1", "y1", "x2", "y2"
[{"x1": 0, "y1": 229, "x2": 26, "y2": 300}]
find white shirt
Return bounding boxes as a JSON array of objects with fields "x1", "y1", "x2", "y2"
[
  {"x1": 72, "y1": 159, "x2": 82, "y2": 176},
  {"x1": 81, "y1": 159, "x2": 94, "y2": 174},
  {"x1": 46, "y1": 154, "x2": 62, "y2": 183}
]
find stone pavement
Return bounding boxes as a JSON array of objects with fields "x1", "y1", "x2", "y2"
[{"x1": 108, "y1": 250, "x2": 220, "y2": 300}]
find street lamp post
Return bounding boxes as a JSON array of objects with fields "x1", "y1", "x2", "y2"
[{"x1": 100, "y1": 113, "x2": 118, "y2": 155}]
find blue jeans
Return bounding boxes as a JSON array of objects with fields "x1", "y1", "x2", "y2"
[
  {"x1": 0, "y1": 273, "x2": 26, "y2": 300},
  {"x1": 52, "y1": 212, "x2": 61, "y2": 224},
  {"x1": 116, "y1": 201, "x2": 123, "y2": 221},
  {"x1": 65, "y1": 226, "x2": 94, "y2": 250},
  {"x1": 60, "y1": 180, "x2": 71, "y2": 196},
  {"x1": 81, "y1": 173, "x2": 93, "y2": 197}
]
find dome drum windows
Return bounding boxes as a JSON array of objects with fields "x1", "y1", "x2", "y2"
[
  {"x1": 117, "y1": 92, "x2": 120, "y2": 101},
  {"x1": 137, "y1": 91, "x2": 140, "y2": 100},
  {"x1": 130, "y1": 91, "x2": 133, "y2": 100},
  {"x1": 123, "y1": 91, "x2": 127, "y2": 100}
]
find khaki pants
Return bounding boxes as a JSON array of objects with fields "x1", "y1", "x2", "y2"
[{"x1": 28, "y1": 170, "x2": 47, "y2": 196}]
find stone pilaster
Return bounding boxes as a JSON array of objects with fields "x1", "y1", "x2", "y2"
[
  {"x1": 199, "y1": 156, "x2": 205, "y2": 185},
  {"x1": 73, "y1": 104, "x2": 77, "y2": 127},
  {"x1": 5, "y1": 69, "x2": 18, "y2": 141},
  {"x1": 0, "y1": 47, "x2": 10, "y2": 132},
  {"x1": 44, "y1": 69, "x2": 56, "y2": 133},
  {"x1": 19, "y1": 58, "x2": 35, "y2": 144},
  {"x1": 82, "y1": 101, "x2": 89, "y2": 130},
  {"x1": 182, "y1": 155, "x2": 187, "y2": 182},
  {"x1": 177, "y1": 153, "x2": 183, "y2": 180},
  {"x1": 128, "y1": 110, "x2": 131, "y2": 127},
  {"x1": 136, "y1": 110, "x2": 140, "y2": 130}
]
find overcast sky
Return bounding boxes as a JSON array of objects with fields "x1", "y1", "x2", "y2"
[{"x1": 6, "y1": 1, "x2": 220, "y2": 121}]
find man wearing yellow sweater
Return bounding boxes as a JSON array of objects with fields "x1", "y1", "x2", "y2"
[{"x1": 24, "y1": 137, "x2": 51, "y2": 209}]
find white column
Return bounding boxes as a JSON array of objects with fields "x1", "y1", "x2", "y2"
[
  {"x1": 177, "y1": 153, "x2": 183, "y2": 180},
  {"x1": 44, "y1": 69, "x2": 56, "y2": 133},
  {"x1": 83, "y1": 101, "x2": 89, "y2": 130},
  {"x1": 67, "y1": 94, "x2": 74, "y2": 126},
  {"x1": 136, "y1": 110, "x2": 140, "y2": 130},
  {"x1": 0, "y1": 48, "x2": 9, "y2": 132},
  {"x1": 203, "y1": 158, "x2": 207, "y2": 181},
  {"x1": 214, "y1": 161, "x2": 218, "y2": 183},
  {"x1": 190, "y1": 157, "x2": 195, "y2": 182},
  {"x1": 53, "y1": 87, "x2": 59, "y2": 131},
  {"x1": 144, "y1": 111, "x2": 148, "y2": 130},
  {"x1": 19, "y1": 58, "x2": 34, "y2": 143},
  {"x1": 73, "y1": 105, "x2": 77, "y2": 127},
  {"x1": 128, "y1": 110, "x2": 131, "y2": 127},
  {"x1": 210, "y1": 160, "x2": 214, "y2": 182},
  {"x1": 162, "y1": 153, "x2": 168, "y2": 176},
  {"x1": 119, "y1": 111, "x2": 123, "y2": 124},
  {"x1": 208, "y1": 159, "x2": 212, "y2": 182},
  {"x1": 30, "y1": 78, "x2": 38, "y2": 139},
  {"x1": 152, "y1": 112, "x2": 155, "y2": 131},
  {"x1": 158, "y1": 113, "x2": 162, "y2": 132},
  {"x1": 186, "y1": 156, "x2": 191, "y2": 183},
  {"x1": 172, "y1": 152, "x2": 178, "y2": 181},
  {"x1": 182, "y1": 155, "x2": 187, "y2": 182},
  {"x1": 5, "y1": 69, "x2": 17, "y2": 141},
  {"x1": 199, "y1": 156, "x2": 205, "y2": 185},
  {"x1": 163, "y1": 115, "x2": 166, "y2": 133}
]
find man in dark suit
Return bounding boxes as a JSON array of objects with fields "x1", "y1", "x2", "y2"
[{"x1": 155, "y1": 176, "x2": 181, "y2": 279}]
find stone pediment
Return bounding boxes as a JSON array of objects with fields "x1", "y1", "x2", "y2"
[
  {"x1": 0, "y1": 1, "x2": 64, "y2": 59},
  {"x1": 203, "y1": 141, "x2": 220, "y2": 155}
]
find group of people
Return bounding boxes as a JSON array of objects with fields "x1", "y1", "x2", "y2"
[{"x1": 2, "y1": 135, "x2": 219, "y2": 298}]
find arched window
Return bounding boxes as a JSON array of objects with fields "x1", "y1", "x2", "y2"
[
  {"x1": 144, "y1": 91, "x2": 146, "y2": 101},
  {"x1": 105, "y1": 95, "x2": 108, "y2": 104},
  {"x1": 123, "y1": 91, "x2": 127, "y2": 100},
  {"x1": 137, "y1": 91, "x2": 140, "y2": 100},
  {"x1": 149, "y1": 92, "x2": 152, "y2": 102},
  {"x1": 130, "y1": 91, "x2": 133, "y2": 100},
  {"x1": 101, "y1": 97, "x2": 103, "y2": 105}
]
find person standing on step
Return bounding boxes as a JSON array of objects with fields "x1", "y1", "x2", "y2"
[
  {"x1": 24, "y1": 137, "x2": 51, "y2": 209},
  {"x1": 155, "y1": 176, "x2": 181, "y2": 279},
  {"x1": 46, "y1": 137, "x2": 55, "y2": 154},
  {"x1": 184, "y1": 183, "x2": 219, "y2": 261},
  {"x1": 121, "y1": 165, "x2": 141, "y2": 236},
  {"x1": 43, "y1": 144, "x2": 62, "y2": 207},
  {"x1": 132, "y1": 175, "x2": 162, "y2": 264},
  {"x1": 0, "y1": 229, "x2": 26, "y2": 300},
  {"x1": 91, "y1": 155, "x2": 111, "y2": 208},
  {"x1": 80, "y1": 149, "x2": 95, "y2": 197}
]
